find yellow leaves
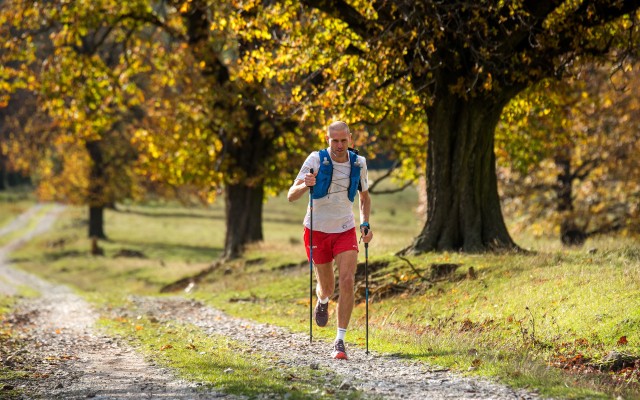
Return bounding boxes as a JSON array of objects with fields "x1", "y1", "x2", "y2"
[
  {"x1": 538, "y1": 108, "x2": 551, "y2": 117},
  {"x1": 291, "y1": 85, "x2": 307, "y2": 102},
  {"x1": 483, "y1": 73, "x2": 493, "y2": 91}
]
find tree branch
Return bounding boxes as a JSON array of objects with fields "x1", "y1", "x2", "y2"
[
  {"x1": 369, "y1": 180, "x2": 413, "y2": 195},
  {"x1": 367, "y1": 160, "x2": 415, "y2": 195},
  {"x1": 299, "y1": 0, "x2": 379, "y2": 38}
]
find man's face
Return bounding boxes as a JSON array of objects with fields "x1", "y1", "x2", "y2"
[{"x1": 327, "y1": 129, "x2": 351, "y2": 157}]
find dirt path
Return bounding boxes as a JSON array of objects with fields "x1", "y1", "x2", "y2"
[
  {"x1": 1, "y1": 206, "x2": 227, "y2": 399},
  {"x1": 1, "y1": 206, "x2": 543, "y2": 399}
]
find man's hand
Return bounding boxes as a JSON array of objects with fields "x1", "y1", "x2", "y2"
[
  {"x1": 305, "y1": 169, "x2": 318, "y2": 187},
  {"x1": 360, "y1": 222, "x2": 373, "y2": 243}
]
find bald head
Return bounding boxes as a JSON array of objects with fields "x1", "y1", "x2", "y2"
[{"x1": 327, "y1": 121, "x2": 350, "y2": 135}]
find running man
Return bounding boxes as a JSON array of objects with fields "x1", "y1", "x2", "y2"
[{"x1": 287, "y1": 121, "x2": 373, "y2": 360}]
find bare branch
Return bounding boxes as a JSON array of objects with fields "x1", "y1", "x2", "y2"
[{"x1": 370, "y1": 180, "x2": 413, "y2": 195}]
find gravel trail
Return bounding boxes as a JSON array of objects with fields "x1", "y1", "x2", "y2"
[
  {"x1": 1, "y1": 205, "x2": 543, "y2": 399},
  {"x1": 1, "y1": 206, "x2": 227, "y2": 399}
]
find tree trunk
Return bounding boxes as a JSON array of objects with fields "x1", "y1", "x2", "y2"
[
  {"x1": 0, "y1": 153, "x2": 6, "y2": 191},
  {"x1": 85, "y1": 140, "x2": 107, "y2": 239},
  {"x1": 221, "y1": 106, "x2": 272, "y2": 260},
  {"x1": 405, "y1": 92, "x2": 519, "y2": 254},
  {"x1": 88, "y1": 206, "x2": 106, "y2": 239},
  {"x1": 555, "y1": 146, "x2": 573, "y2": 213},
  {"x1": 223, "y1": 182, "x2": 264, "y2": 260},
  {"x1": 555, "y1": 148, "x2": 586, "y2": 246}
]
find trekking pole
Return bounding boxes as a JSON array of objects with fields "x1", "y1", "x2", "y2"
[
  {"x1": 308, "y1": 168, "x2": 314, "y2": 344},
  {"x1": 364, "y1": 227, "x2": 369, "y2": 354}
]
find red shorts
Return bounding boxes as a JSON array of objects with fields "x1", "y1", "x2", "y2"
[{"x1": 304, "y1": 227, "x2": 358, "y2": 264}]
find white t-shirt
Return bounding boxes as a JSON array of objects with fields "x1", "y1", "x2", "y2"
[{"x1": 295, "y1": 149, "x2": 369, "y2": 233}]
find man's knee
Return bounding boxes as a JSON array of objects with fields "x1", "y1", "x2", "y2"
[{"x1": 339, "y1": 275, "x2": 355, "y2": 292}]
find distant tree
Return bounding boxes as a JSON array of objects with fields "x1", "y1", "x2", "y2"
[
  {"x1": 1, "y1": 0, "x2": 148, "y2": 238},
  {"x1": 292, "y1": 0, "x2": 640, "y2": 253},
  {"x1": 128, "y1": 0, "x2": 317, "y2": 259},
  {"x1": 0, "y1": 8, "x2": 38, "y2": 190},
  {"x1": 498, "y1": 61, "x2": 640, "y2": 245}
]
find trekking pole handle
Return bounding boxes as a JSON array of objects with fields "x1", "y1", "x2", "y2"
[{"x1": 308, "y1": 168, "x2": 314, "y2": 194}]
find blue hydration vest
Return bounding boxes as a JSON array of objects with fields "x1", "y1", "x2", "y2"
[{"x1": 312, "y1": 148, "x2": 362, "y2": 202}]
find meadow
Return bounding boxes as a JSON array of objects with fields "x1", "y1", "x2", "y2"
[{"x1": 2, "y1": 182, "x2": 639, "y2": 399}]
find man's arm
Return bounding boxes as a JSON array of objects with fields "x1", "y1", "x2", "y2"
[
  {"x1": 288, "y1": 179, "x2": 309, "y2": 202},
  {"x1": 288, "y1": 170, "x2": 318, "y2": 202},
  {"x1": 358, "y1": 190, "x2": 373, "y2": 243}
]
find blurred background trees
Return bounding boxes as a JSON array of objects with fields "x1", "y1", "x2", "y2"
[{"x1": 498, "y1": 60, "x2": 640, "y2": 245}]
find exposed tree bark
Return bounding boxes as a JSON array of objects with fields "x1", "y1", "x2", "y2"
[
  {"x1": 85, "y1": 140, "x2": 107, "y2": 239},
  {"x1": 404, "y1": 90, "x2": 519, "y2": 253}
]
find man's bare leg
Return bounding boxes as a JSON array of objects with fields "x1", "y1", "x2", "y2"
[
  {"x1": 314, "y1": 262, "x2": 335, "y2": 300},
  {"x1": 335, "y1": 250, "x2": 358, "y2": 329}
]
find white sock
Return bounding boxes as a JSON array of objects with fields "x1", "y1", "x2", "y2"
[
  {"x1": 316, "y1": 284, "x2": 329, "y2": 303},
  {"x1": 336, "y1": 327, "x2": 347, "y2": 341}
]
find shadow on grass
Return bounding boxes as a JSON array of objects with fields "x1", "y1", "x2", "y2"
[
  {"x1": 112, "y1": 239, "x2": 223, "y2": 261},
  {"x1": 115, "y1": 208, "x2": 225, "y2": 221},
  {"x1": 382, "y1": 348, "x2": 461, "y2": 361}
]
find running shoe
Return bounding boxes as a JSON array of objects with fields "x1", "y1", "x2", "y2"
[
  {"x1": 314, "y1": 301, "x2": 329, "y2": 327},
  {"x1": 332, "y1": 339, "x2": 348, "y2": 360}
]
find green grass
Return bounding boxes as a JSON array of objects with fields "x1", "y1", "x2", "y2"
[
  {"x1": 0, "y1": 187, "x2": 34, "y2": 228},
  {"x1": 102, "y1": 315, "x2": 358, "y2": 399},
  {"x1": 4, "y1": 181, "x2": 640, "y2": 399},
  {"x1": 0, "y1": 188, "x2": 36, "y2": 247}
]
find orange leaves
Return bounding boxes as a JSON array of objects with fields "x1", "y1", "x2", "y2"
[{"x1": 618, "y1": 336, "x2": 628, "y2": 346}]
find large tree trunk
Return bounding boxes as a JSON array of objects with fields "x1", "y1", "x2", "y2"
[
  {"x1": 405, "y1": 92, "x2": 519, "y2": 254},
  {"x1": 85, "y1": 140, "x2": 107, "y2": 239}
]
